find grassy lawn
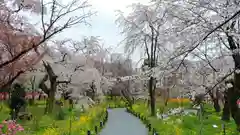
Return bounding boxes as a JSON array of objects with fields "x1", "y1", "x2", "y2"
[
  {"x1": 0, "y1": 100, "x2": 108, "y2": 135},
  {"x1": 2, "y1": 97, "x2": 239, "y2": 135},
  {"x1": 106, "y1": 96, "x2": 127, "y2": 107},
  {"x1": 130, "y1": 99, "x2": 239, "y2": 135}
]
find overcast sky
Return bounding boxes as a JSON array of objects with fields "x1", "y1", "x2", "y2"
[
  {"x1": 56, "y1": 0, "x2": 149, "y2": 67},
  {"x1": 23, "y1": 0, "x2": 149, "y2": 67}
]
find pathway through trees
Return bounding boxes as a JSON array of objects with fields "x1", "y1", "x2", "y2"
[{"x1": 99, "y1": 108, "x2": 148, "y2": 135}]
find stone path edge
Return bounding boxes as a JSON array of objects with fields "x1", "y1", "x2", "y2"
[
  {"x1": 91, "y1": 105, "x2": 126, "y2": 135},
  {"x1": 87, "y1": 109, "x2": 108, "y2": 135},
  {"x1": 126, "y1": 107, "x2": 159, "y2": 135}
]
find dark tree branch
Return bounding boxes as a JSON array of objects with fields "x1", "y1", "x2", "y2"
[
  {"x1": 169, "y1": 10, "x2": 240, "y2": 69},
  {"x1": 74, "y1": 65, "x2": 84, "y2": 71},
  {"x1": 204, "y1": 69, "x2": 236, "y2": 96},
  {"x1": 1, "y1": 71, "x2": 24, "y2": 89},
  {"x1": 0, "y1": 0, "x2": 93, "y2": 69}
]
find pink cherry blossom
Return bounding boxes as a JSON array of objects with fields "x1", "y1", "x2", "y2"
[{"x1": 0, "y1": 120, "x2": 24, "y2": 135}]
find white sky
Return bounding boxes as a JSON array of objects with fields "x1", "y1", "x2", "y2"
[
  {"x1": 23, "y1": 0, "x2": 149, "y2": 67},
  {"x1": 54, "y1": 0, "x2": 149, "y2": 67}
]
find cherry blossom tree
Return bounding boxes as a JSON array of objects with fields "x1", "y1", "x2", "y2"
[
  {"x1": 118, "y1": 0, "x2": 240, "y2": 130},
  {"x1": 78, "y1": 36, "x2": 112, "y2": 75},
  {"x1": 159, "y1": 0, "x2": 240, "y2": 129},
  {"x1": 0, "y1": 0, "x2": 94, "y2": 90},
  {"x1": 0, "y1": 3, "x2": 45, "y2": 89},
  {"x1": 117, "y1": 0, "x2": 240, "y2": 129},
  {"x1": 21, "y1": 37, "x2": 112, "y2": 112},
  {"x1": 116, "y1": 1, "x2": 173, "y2": 116}
]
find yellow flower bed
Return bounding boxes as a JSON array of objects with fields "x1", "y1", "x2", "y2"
[
  {"x1": 79, "y1": 116, "x2": 90, "y2": 123},
  {"x1": 42, "y1": 128, "x2": 60, "y2": 135},
  {"x1": 41, "y1": 105, "x2": 106, "y2": 135}
]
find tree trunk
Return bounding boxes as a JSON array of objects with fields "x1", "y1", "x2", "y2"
[
  {"x1": 213, "y1": 99, "x2": 221, "y2": 112},
  {"x1": 149, "y1": 77, "x2": 156, "y2": 116},
  {"x1": 39, "y1": 61, "x2": 59, "y2": 114},
  {"x1": 47, "y1": 73, "x2": 57, "y2": 113},
  {"x1": 44, "y1": 100, "x2": 49, "y2": 114},
  {"x1": 226, "y1": 31, "x2": 240, "y2": 131},
  {"x1": 230, "y1": 73, "x2": 240, "y2": 131},
  {"x1": 229, "y1": 90, "x2": 240, "y2": 131},
  {"x1": 29, "y1": 76, "x2": 36, "y2": 106},
  {"x1": 39, "y1": 74, "x2": 50, "y2": 114},
  {"x1": 222, "y1": 90, "x2": 231, "y2": 121},
  {"x1": 120, "y1": 80, "x2": 134, "y2": 108},
  {"x1": 164, "y1": 88, "x2": 170, "y2": 106},
  {"x1": 231, "y1": 57, "x2": 240, "y2": 131},
  {"x1": 47, "y1": 90, "x2": 55, "y2": 113},
  {"x1": 209, "y1": 90, "x2": 221, "y2": 112}
]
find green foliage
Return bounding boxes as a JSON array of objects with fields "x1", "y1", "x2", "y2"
[
  {"x1": 32, "y1": 116, "x2": 40, "y2": 130},
  {"x1": 129, "y1": 100, "x2": 240, "y2": 135},
  {"x1": 0, "y1": 99, "x2": 110, "y2": 135},
  {"x1": 55, "y1": 108, "x2": 66, "y2": 120},
  {"x1": 106, "y1": 96, "x2": 127, "y2": 108},
  {"x1": 28, "y1": 99, "x2": 34, "y2": 106},
  {"x1": 9, "y1": 83, "x2": 27, "y2": 120}
]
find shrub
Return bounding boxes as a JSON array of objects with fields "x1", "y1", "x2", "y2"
[
  {"x1": 41, "y1": 104, "x2": 106, "y2": 135},
  {"x1": 9, "y1": 83, "x2": 27, "y2": 120},
  {"x1": 0, "y1": 120, "x2": 24, "y2": 135},
  {"x1": 55, "y1": 108, "x2": 66, "y2": 120}
]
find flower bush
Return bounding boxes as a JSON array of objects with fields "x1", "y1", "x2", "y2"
[
  {"x1": 41, "y1": 104, "x2": 107, "y2": 135},
  {"x1": 0, "y1": 120, "x2": 24, "y2": 135}
]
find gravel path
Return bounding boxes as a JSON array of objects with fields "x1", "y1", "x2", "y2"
[{"x1": 99, "y1": 108, "x2": 148, "y2": 135}]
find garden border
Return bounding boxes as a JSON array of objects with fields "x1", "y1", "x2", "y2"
[
  {"x1": 126, "y1": 107, "x2": 159, "y2": 135},
  {"x1": 87, "y1": 108, "x2": 108, "y2": 135},
  {"x1": 87, "y1": 103, "x2": 128, "y2": 135}
]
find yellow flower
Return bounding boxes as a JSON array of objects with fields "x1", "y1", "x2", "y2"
[
  {"x1": 175, "y1": 127, "x2": 181, "y2": 135},
  {"x1": 80, "y1": 116, "x2": 89, "y2": 123},
  {"x1": 42, "y1": 127, "x2": 60, "y2": 135}
]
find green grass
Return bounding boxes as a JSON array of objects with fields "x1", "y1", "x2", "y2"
[
  {"x1": 130, "y1": 100, "x2": 240, "y2": 135},
  {"x1": 0, "y1": 100, "x2": 108, "y2": 135},
  {"x1": 106, "y1": 96, "x2": 126, "y2": 107},
  {"x1": 3, "y1": 97, "x2": 239, "y2": 135}
]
